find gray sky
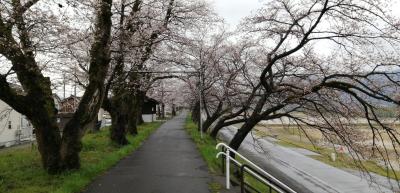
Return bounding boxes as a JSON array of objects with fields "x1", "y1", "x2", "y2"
[
  {"x1": 208, "y1": 0, "x2": 400, "y2": 28},
  {"x1": 208, "y1": 0, "x2": 265, "y2": 27}
]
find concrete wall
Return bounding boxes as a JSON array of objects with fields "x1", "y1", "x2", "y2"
[{"x1": 142, "y1": 114, "x2": 156, "y2": 123}]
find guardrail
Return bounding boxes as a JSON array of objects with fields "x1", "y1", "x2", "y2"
[{"x1": 216, "y1": 143, "x2": 297, "y2": 193}]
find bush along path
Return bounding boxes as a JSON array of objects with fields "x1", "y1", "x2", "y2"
[
  {"x1": 0, "y1": 122, "x2": 162, "y2": 193},
  {"x1": 82, "y1": 112, "x2": 212, "y2": 193}
]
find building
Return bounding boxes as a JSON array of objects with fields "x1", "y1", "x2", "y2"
[
  {"x1": 57, "y1": 95, "x2": 108, "y2": 130},
  {"x1": 59, "y1": 95, "x2": 81, "y2": 113},
  {"x1": 142, "y1": 97, "x2": 159, "y2": 122},
  {"x1": 0, "y1": 100, "x2": 34, "y2": 147}
]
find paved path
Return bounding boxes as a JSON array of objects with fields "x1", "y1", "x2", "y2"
[
  {"x1": 83, "y1": 112, "x2": 211, "y2": 193},
  {"x1": 219, "y1": 126, "x2": 397, "y2": 193}
]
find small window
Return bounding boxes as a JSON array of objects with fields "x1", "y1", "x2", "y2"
[{"x1": 8, "y1": 121, "x2": 12, "y2": 130}]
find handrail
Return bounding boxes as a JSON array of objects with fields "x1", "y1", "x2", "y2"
[
  {"x1": 216, "y1": 142, "x2": 297, "y2": 193},
  {"x1": 241, "y1": 164, "x2": 283, "y2": 193}
]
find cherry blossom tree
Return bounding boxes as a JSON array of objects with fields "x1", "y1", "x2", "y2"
[{"x1": 0, "y1": 0, "x2": 113, "y2": 172}]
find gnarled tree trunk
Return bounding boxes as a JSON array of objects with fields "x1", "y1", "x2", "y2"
[
  {"x1": 59, "y1": 0, "x2": 113, "y2": 170},
  {"x1": 136, "y1": 90, "x2": 145, "y2": 125},
  {"x1": 191, "y1": 101, "x2": 200, "y2": 124},
  {"x1": 103, "y1": 95, "x2": 130, "y2": 146},
  {"x1": 27, "y1": 80, "x2": 63, "y2": 173},
  {"x1": 0, "y1": 0, "x2": 65, "y2": 172},
  {"x1": 109, "y1": 100, "x2": 129, "y2": 145},
  {"x1": 210, "y1": 118, "x2": 225, "y2": 139},
  {"x1": 210, "y1": 118, "x2": 245, "y2": 139},
  {"x1": 127, "y1": 93, "x2": 138, "y2": 135},
  {"x1": 228, "y1": 118, "x2": 259, "y2": 151},
  {"x1": 202, "y1": 101, "x2": 223, "y2": 132}
]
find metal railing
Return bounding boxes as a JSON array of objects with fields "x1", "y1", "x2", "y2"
[{"x1": 216, "y1": 143, "x2": 297, "y2": 193}]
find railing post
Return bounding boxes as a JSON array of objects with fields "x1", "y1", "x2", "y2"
[
  {"x1": 226, "y1": 148, "x2": 230, "y2": 189},
  {"x1": 216, "y1": 143, "x2": 297, "y2": 193},
  {"x1": 240, "y1": 165, "x2": 245, "y2": 193},
  {"x1": 221, "y1": 147, "x2": 225, "y2": 174}
]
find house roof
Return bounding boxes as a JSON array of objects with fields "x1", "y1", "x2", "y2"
[
  {"x1": 144, "y1": 96, "x2": 159, "y2": 104},
  {"x1": 61, "y1": 95, "x2": 81, "y2": 102}
]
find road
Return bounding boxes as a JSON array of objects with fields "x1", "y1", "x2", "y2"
[{"x1": 218, "y1": 126, "x2": 398, "y2": 193}]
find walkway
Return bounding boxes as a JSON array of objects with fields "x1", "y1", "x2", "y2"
[{"x1": 83, "y1": 112, "x2": 212, "y2": 193}]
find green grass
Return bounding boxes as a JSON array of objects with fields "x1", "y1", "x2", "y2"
[
  {"x1": 184, "y1": 116, "x2": 222, "y2": 193},
  {"x1": 184, "y1": 115, "x2": 276, "y2": 193},
  {"x1": 184, "y1": 116, "x2": 221, "y2": 174},
  {"x1": 0, "y1": 122, "x2": 162, "y2": 193}
]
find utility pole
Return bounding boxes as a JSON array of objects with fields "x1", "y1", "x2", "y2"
[
  {"x1": 74, "y1": 65, "x2": 77, "y2": 97},
  {"x1": 63, "y1": 74, "x2": 66, "y2": 99},
  {"x1": 161, "y1": 81, "x2": 165, "y2": 119},
  {"x1": 199, "y1": 65, "x2": 203, "y2": 139}
]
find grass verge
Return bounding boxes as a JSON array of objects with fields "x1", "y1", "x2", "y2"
[
  {"x1": 0, "y1": 122, "x2": 162, "y2": 193},
  {"x1": 184, "y1": 115, "x2": 275, "y2": 193},
  {"x1": 184, "y1": 116, "x2": 222, "y2": 193}
]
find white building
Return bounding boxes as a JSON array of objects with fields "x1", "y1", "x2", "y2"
[{"x1": 0, "y1": 100, "x2": 34, "y2": 147}]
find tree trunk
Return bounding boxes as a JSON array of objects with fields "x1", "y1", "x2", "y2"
[
  {"x1": 18, "y1": 72, "x2": 64, "y2": 173},
  {"x1": 161, "y1": 103, "x2": 165, "y2": 119},
  {"x1": 229, "y1": 118, "x2": 259, "y2": 151},
  {"x1": 210, "y1": 118, "x2": 225, "y2": 139},
  {"x1": 202, "y1": 115, "x2": 219, "y2": 133},
  {"x1": 103, "y1": 96, "x2": 130, "y2": 144},
  {"x1": 60, "y1": 119, "x2": 85, "y2": 169},
  {"x1": 0, "y1": 0, "x2": 112, "y2": 173},
  {"x1": 172, "y1": 104, "x2": 176, "y2": 116},
  {"x1": 91, "y1": 119, "x2": 101, "y2": 132},
  {"x1": 0, "y1": 36, "x2": 64, "y2": 173},
  {"x1": 110, "y1": 108, "x2": 129, "y2": 145},
  {"x1": 92, "y1": 108, "x2": 104, "y2": 132},
  {"x1": 60, "y1": 0, "x2": 113, "y2": 170},
  {"x1": 157, "y1": 104, "x2": 161, "y2": 119},
  {"x1": 127, "y1": 93, "x2": 138, "y2": 135},
  {"x1": 29, "y1": 111, "x2": 62, "y2": 174},
  {"x1": 136, "y1": 91, "x2": 145, "y2": 125},
  {"x1": 210, "y1": 118, "x2": 245, "y2": 139},
  {"x1": 191, "y1": 101, "x2": 200, "y2": 124},
  {"x1": 201, "y1": 101, "x2": 223, "y2": 132}
]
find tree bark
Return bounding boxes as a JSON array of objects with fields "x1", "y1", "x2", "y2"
[
  {"x1": 0, "y1": 5, "x2": 64, "y2": 172},
  {"x1": 60, "y1": 0, "x2": 113, "y2": 170},
  {"x1": 110, "y1": 103, "x2": 129, "y2": 145},
  {"x1": 228, "y1": 118, "x2": 259, "y2": 151},
  {"x1": 104, "y1": 95, "x2": 130, "y2": 145},
  {"x1": 203, "y1": 101, "x2": 224, "y2": 132},
  {"x1": 210, "y1": 119, "x2": 225, "y2": 139},
  {"x1": 202, "y1": 115, "x2": 219, "y2": 133},
  {"x1": 161, "y1": 103, "x2": 165, "y2": 119},
  {"x1": 0, "y1": 42, "x2": 64, "y2": 173},
  {"x1": 127, "y1": 93, "x2": 138, "y2": 135},
  {"x1": 28, "y1": 89, "x2": 63, "y2": 173},
  {"x1": 157, "y1": 104, "x2": 161, "y2": 119},
  {"x1": 210, "y1": 118, "x2": 245, "y2": 139},
  {"x1": 136, "y1": 91, "x2": 145, "y2": 125},
  {"x1": 172, "y1": 104, "x2": 176, "y2": 116},
  {"x1": 191, "y1": 101, "x2": 200, "y2": 124}
]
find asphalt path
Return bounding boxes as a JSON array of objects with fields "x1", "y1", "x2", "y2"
[{"x1": 83, "y1": 112, "x2": 212, "y2": 193}]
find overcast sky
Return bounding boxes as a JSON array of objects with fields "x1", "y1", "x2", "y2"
[
  {"x1": 208, "y1": 0, "x2": 400, "y2": 28},
  {"x1": 207, "y1": 0, "x2": 265, "y2": 27}
]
